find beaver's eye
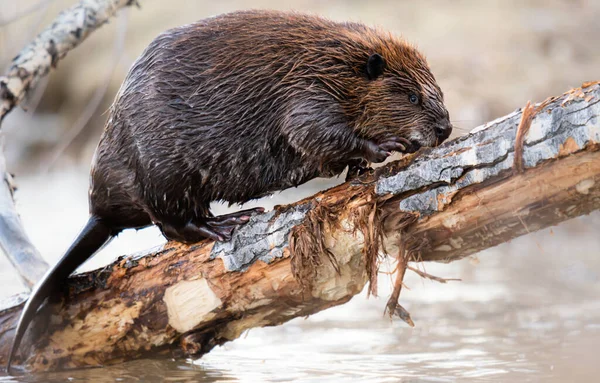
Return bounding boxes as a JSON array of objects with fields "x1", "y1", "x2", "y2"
[{"x1": 409, "y1": 93, "x2": 419, "y2": 105}]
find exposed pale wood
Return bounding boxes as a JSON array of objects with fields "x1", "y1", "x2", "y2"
[
  {"x1": 0, "y1": 0, "x2": 137, "y2": 289},
  {"x1": 0, "y1": 83, "x2": 598, "y2": 372}
]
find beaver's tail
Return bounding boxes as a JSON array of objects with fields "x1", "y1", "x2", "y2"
[{"x1": 6, "y1": 216, "x2": 114, "y2": 373}]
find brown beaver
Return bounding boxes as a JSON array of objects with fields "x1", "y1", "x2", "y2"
[{"x1": 8, "y1": 10, "x2": 451, "y2": 370}]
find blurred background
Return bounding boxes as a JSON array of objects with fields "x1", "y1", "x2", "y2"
[{"x1": 1, "y1": 0, "x2": 599, "y2": 381}]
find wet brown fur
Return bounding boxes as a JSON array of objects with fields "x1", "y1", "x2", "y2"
[{"x1": 90, "y1": 10, "x2": 451, "y2": 237}]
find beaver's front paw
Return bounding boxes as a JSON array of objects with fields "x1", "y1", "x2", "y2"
[{"x1": 361, "y1": 137, "x2": 411, "y2": 163}]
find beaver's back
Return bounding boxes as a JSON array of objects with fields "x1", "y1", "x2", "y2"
[{"x1": 90, "y1": 10, "x2": 414, "y2": 224}]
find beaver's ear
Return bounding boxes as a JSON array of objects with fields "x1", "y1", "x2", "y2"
[{"x1": 366, "y1": 53, "x2": 385, "y2": 80}]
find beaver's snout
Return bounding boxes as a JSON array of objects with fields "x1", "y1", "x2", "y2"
[{"x1": 434, "y1": 117, "x2": 453, "y2": 143}]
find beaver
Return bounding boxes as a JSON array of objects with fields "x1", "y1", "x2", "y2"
[{"x1": 7, "y1": 10, "x2": 451, "y2": 370}]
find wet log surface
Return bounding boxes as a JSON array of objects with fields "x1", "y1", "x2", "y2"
[{"x1": 1, "y1": 82, "x2": 599, "y2": 372}]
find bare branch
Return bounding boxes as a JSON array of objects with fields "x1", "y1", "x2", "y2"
[
  {"x1": 0, "y1": 0, "x2": 136, "y2": 120},
  {"x1": 0, "y1": 0, "x2": 138, "y2": 289},
  {"x1": 0, "y1": 141, "x2": 47, "y2": 288}
]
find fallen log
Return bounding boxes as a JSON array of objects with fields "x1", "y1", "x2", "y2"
[{"x1": 0, "y1": 82, "x2": 598, "y2": 372}]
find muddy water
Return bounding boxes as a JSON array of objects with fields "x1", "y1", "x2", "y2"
[{"x1": 1, "y1": 168, "x2": 599, "y2": 382}]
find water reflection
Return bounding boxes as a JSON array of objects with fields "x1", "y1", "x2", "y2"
[{"x1": 0, "y1": 359, "x2": 236, "y2": 382}]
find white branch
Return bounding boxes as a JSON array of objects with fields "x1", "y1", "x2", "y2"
[{"x1": 0, "y1": 0, "x2": 138, "y2": 288}]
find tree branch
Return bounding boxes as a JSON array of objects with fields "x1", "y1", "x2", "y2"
[
  {"x1": 0, "y1": 141, "x2": 47, "y2": 288},
  {"x1": 0, "y1": 0, "x2": 138, "y2": 289},
  {"x1": 1, "y1": 83, "x2": 598, "y2": 372}
]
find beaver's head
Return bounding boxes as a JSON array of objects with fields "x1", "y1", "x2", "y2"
[{"x1": 352, "y1": 37, "x2": 452, "y2": 152}]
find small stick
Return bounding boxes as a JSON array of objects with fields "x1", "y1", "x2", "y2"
[
  {"x1": 513, "y1": 96, "x2": 554, "y2": 174},
  {"x1": 513, "y1": 101, "x2": 537, "y2": 174},
  {"x1": 384, "y1": 238, "x2": 414, "y2": 327},
  {"x1": 407, "y1": 265, "x2": 461, "y2": 284}
]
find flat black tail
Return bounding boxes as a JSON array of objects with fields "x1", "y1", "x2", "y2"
[{"x1": 6, "y1": 216, "x2": 113, "y2": 373}]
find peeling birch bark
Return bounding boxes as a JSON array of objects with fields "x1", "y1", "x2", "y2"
[
  {"x1": 0, "y1": 0, "x2": 137, "y2": 289},
  {"x1": 0, "y1": 83, "x2": 598, "y2": 372}
]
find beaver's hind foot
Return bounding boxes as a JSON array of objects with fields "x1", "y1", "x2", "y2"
[{"x1": 159, "y1": 207, "x2": 264, "y2": 243}]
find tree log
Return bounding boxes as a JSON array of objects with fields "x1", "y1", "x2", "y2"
[{"x1": 0, "y1": 82, "x2": 598, "y2": 372}]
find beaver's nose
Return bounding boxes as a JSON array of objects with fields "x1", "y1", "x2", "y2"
[{"x1": 434, "y1": 119, "x2": 452, "y2": 142}]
